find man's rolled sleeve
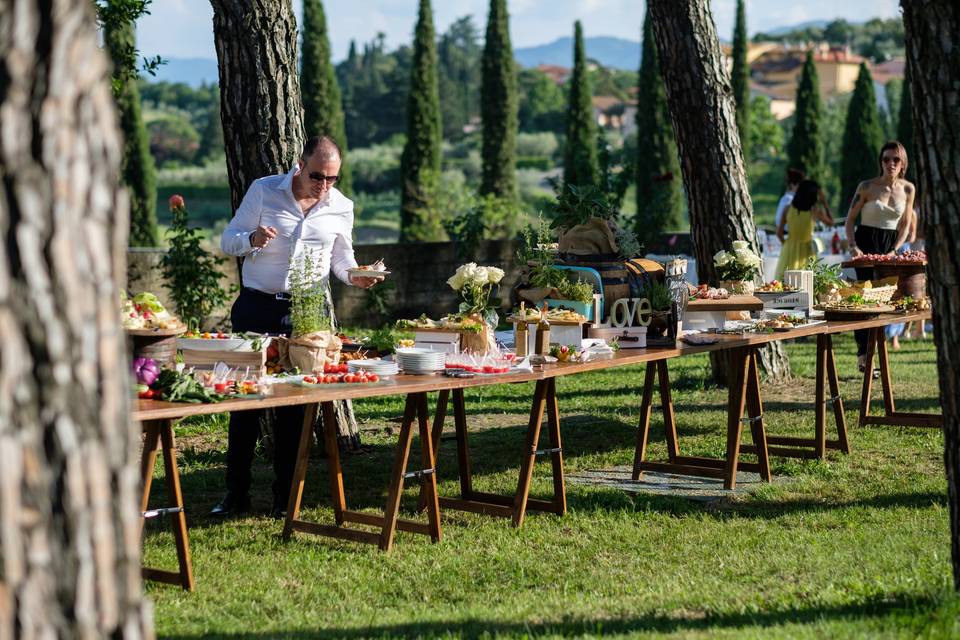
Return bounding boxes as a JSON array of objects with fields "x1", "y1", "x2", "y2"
[
  {"x1": 220, "y1": 181, "x2": 263, "y2": 256},
  {"x1": 331, "y1": 230, "x2": 359, "y2": 286}
]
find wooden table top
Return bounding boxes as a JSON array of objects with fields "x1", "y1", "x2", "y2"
[
  {"x1": 687, "y1": 295, "x2": 764, "y2": 312},
  {"x1": 133, "y1": 311, "x2": 931, "y2": 423}
]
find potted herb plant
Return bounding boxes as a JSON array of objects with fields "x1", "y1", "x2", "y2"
[
  {"x1": 286, "y1": 250, "x2": 342, "y2": 374},
  {"x1": 641, "y1": 281, "x2": 673, "y2": 337}
]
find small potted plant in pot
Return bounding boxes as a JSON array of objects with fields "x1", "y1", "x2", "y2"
[
  {"x1": 287, "y1": 250, "x2": 341, "y2": 373},
  {"x1": 641, "y1": 281, "x2": 673, "y2": 337}
]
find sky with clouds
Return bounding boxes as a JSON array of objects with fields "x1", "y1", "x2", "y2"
[{"x1": 138, "y1": 0, "x2": 901, "y2": 62}]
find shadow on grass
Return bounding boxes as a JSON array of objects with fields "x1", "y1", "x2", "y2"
[{"x1": 159, "y1": 591, "x2": 957, "y2": 639}]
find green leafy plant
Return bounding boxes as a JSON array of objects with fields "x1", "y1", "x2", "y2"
[
  {"x1": 548, "y1": 182, "x2": 617, "y2": 230},
  {"x1": 365, "y1": 326, "x2": 414, "y2": 354},
  {"x1": 160, "y1": 195, "x2": 230, "y2": 327},
  {"x1": 518, "y1": 214, "x2": 563, "y2": 288},
  {"x1": 556, "y1": 274, "x2": 594, "y2": 303},
  {"x1": 806, "y1": 257, "x2": 845, "y2": 300},
  {"x1": 641, "y1": 281, "x2": 673, "y2": 311},
  {"x1": 288, "y1": 249, "x2": 332, "y2": 337},
  {"x1": 364, "y1": 279, "x2": 396, "y2": 321},
  {"x1": 444, "y1": 193, "x2": 521, "y2": 259}
]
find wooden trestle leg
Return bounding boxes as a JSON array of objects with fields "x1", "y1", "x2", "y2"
[
  {"x1": 141, "y1": 419, "x2": 195, "y2": 591},
  {"x1": 750, "y1": 333, "x2": 850, "y2": 460},
  {"x1": 859, "y1": 327, "x2": 942, "y2": 429},
  {"x1": 283, "y1": 394, "x2": 442, "y2": 552},
  {"x1": 426, "y1": 379, "x2": 566, "y2": 527},
  {"x1": 633, "y1": 348, "x2": 771, "y2": 491}
]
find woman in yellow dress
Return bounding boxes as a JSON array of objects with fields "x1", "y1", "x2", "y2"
[{"x1": 774, "y1": 179, "x2": 834, "y2": 280}]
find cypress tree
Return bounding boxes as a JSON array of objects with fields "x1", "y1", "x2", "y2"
[
  {"x1": 634, "y1": 10, "x2": 684, "y2": 239},
  {"x1": 399, "y1": 0, "x2": 443, "y2": 242},
  {"x1": 897, "y1": 70, "x2": 915, "y2": 183},
  {"x1": 787, "y1": 51, "x2": 823, "y2": 179},
  {"x1": 840, "y1": 63, "x2": 884, "y2": 211},
  {"x1": 301, "y1": 0, "x2": 352, "y2": 195},
  {"x1": 731, "y1": 0, "x2": 750, "y2": 161},
  {"x1": 480, "y1": 0, "x2": 518, "y2": 201},
  {"x1": 563, "y1": 21, "x2": 599, "y2": 189},
  {"x1": 103, "y1": 17, "x2": 158, "y2": 247}
]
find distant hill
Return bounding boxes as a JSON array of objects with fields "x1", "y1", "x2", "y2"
[
  {"x1": 515, "y1": 36, "x2": 641, "y2": 71},
  {"x1": 150, "y1": 57, "x2": 220, "y2": 87},
  {"x1": 759, "y1": 20, "x2": 830, "y2": 37}
]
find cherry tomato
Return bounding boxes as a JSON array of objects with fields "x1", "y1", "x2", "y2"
[
  {"x1": 368, "y1": 374, "x2": 379, "y2": 382},
  {"x1": 323, "y1": 375, "x2": 337, "y2": 384},
  {"x1": 303, "y1": 375, "x2": 316, "y2": 384},
  {"x1": 344, "y1": 374, "x2": 356, "y2": 383}
]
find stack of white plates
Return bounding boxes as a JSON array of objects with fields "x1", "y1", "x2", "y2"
[
  {"x1": 347, "y1": 359, "x2": 399, "y2": 378},
  {"x1": 394, "y1": 348, "x2": 446, "y2": 374}
]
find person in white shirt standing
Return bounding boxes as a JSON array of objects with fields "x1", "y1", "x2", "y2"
[
  {"x1": 213, "y1": 136, "x2": 381, "y2": 517},
  {"x1": 774, "y1": 167, "x2": 805, "y2": 232}
]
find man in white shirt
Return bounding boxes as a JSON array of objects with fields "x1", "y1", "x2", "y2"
[{"x1": 213, "y1": 136, "x2": 380, "y2": 517}]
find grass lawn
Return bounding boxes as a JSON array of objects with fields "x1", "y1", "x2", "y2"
[{"x1": 144, "y1": 335, "x2": 957, "y2": 639}]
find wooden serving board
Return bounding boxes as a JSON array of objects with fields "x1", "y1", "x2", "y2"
[
  {"x1": 686, "y1": 295, "x2": 764, "y2": 312},
  {"x1": 842, "y1": 260, "x2": 927, "y2": 268},
  {"x1": 819, "y1": 305, "x2": 895, "y2": 321}
]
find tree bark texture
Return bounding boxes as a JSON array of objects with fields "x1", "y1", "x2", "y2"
[
  {"x1": 901, "y1": 0, "x2": 960, "y2": 590},
  {"x1": 210, "y1": 0, "x2": 305, "y2": 212},
  {"x1": 647, "y1": 0, "x2": 790, "y2": 383},
  {"x1": 209, "y1": 0, "x2": 360, "y2": 445},
  {"x1": 0, "y1": 0, "x2": 152, "y2": 637}
]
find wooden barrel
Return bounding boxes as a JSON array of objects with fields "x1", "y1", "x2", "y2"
[
  {"x1": 560, "y1": 254, "x2": 630, "y2": 303},
  {"x1": 127, "y1": 328, "x2": 184, "y2": 365}
]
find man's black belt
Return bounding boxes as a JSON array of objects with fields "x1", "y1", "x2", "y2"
[{"x1": 243, "y1": 287, "x2": 292, "y2": 302}]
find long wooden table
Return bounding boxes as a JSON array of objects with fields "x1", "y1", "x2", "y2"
[
  {"x1": 133, "y1": 311, "x2": 936, "y2": 589},
  {"x1": 133, "y1": 370, "x2": 542, "y2": 589}
]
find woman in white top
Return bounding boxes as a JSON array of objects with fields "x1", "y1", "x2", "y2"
[{"x1": 843, "y1": 140, "x2": 915, "y2": 371}]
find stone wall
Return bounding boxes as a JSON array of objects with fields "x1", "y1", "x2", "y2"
[{"x1": 125, "y1": 233, "x2": 694, "y2": 329}]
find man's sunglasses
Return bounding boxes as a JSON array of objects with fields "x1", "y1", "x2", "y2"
[{"x1": 308, "y1": 172, "x2": 339, "y2": 184}]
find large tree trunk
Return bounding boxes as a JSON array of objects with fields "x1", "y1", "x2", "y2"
[
  {"x1": 209, "y1": 0, "x2": 360, "y2": 447},
  {"x1": 0, "y1": 0, "x2": 152, "y2": 637},
  {"x1": 901, "y1": 0, "x2": 960, "y2": 590},
  {"x1": 211, "y1": 0, "x2": 305, "y2": 211},
  {"x1": 647, "y1": 0, "x2": 790, "y2": 384}
]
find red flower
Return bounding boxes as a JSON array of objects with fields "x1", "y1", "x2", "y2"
[{"x1": 168, "y1": 194, "x2": 185, "y2": 210}]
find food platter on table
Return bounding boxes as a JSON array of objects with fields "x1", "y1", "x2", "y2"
[
  {"x1": 177, "y1": 333, "x2": 268, "y2": 352},
  {"x1": 815, "y1": 303, "x2": 896, "y2": 320}
]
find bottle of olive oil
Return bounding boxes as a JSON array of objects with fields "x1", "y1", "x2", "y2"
[
  {"x1": 534, "y1": 303, "x2": 551, "y2": 355},
  {"x1": 514, "y1": 302, "x2": 529, "y2": 357}
]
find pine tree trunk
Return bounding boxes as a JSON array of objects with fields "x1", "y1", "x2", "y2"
[
  {"x1": 0, "y1": 1, "x2": 152, "y2": 636},
  {"x1": 210, "y1": 0, "x2": 305, "y2": 212},
  {"x1": 647, "y1": 0, "x2": 790, "y2": 384},
  {"x1": 901, "y1": 0, "x2": 960, "y2": 590},
  {"x1": 210, "y1": 0, "x2": 361, "y2": 446}
]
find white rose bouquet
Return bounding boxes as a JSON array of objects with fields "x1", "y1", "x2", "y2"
[
  {"x1": 447, "y1": 262, "x2": 504, "y2": 326},
  {"x1": 713, "y1": 240, "x2": 762, "y2": 282}
]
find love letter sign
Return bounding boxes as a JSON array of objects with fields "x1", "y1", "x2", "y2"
[{"x1": 610, "y1": 297, "x2": 652, "y2": 328}]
